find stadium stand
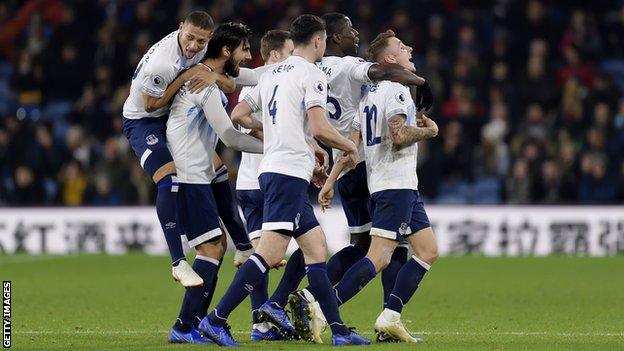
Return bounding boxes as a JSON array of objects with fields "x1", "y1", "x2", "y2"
[{"x1": 1, "y1": 0, "x2": 624, "y2": 205}]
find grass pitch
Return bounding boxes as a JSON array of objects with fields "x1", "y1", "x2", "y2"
[{"x1": 1, "y1": 254, "x2": 623, "y2": 350}]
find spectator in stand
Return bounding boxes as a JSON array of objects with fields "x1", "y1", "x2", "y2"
[
  {"x1": 506, "y1": 158, "x2": 533, "y2": 204},
  {"x1": 578, "y1": 153, "x2": 618, "y2": 203},
  {"x1": 0, "y1": 0, "x2": 623, "y2": 206},
  {"x1": 58, "y1": 159, "x2": 87, "y2": 206}
]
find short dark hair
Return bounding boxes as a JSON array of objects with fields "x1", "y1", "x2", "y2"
[
  {"x1": 204, "y1": 22, "x2": 251, "y2": 59},
  {"x1": 366, "y1": 30, "x2": 396, "y2": 62},
  {"x1": 184, "y1": 11, "x2": 214, "y2": 30},
  {"x1": 321, "y1": 12, "x2": 349, "y2": 38},
  {"x1": 290, "y1": 14, "x2": 325, "y2": 46},
  {"x1": 260, "y1": 30, "x2": 292, "y2": 61}
]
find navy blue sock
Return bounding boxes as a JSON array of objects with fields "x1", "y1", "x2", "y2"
[
  {"x1": 386, "y1": 255, "x2": 430, "y2": 313},
  {"x1": 156, "y1": 175, "x2": 185, "y2": 265},
  {"x1": 306, "y1": 263, "x2": 349, "y2": 336},
  {"x1": 211, "y1": 180, "x2": 253, "y2": 251},
  {"x1": 250, "y1": 273, "x2": 269, "y2": 323},
  {"x1": 333, "y1": 257, "x2": 376, "y2": 306},
  {"x1": 269, "y1": 249, "x2": 305, "y2": 308},
  {"x1": 382, "y1": 246, "x2": 408, "y2": 307},
  {"x1": 208, "y1": 253, "x2": 269, "y2": 326},
  {"x1": 198, "y1": 258, "x2": 222, "y2": 327},
  {"x1": 326, "y1": 245, "x2": 367, "y2": 285},
  {"x1": 176, "y1": 256, "x2": 220, "y2": 329}
]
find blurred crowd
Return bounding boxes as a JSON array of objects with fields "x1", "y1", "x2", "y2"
[{"x1": 1, "y1": 0, "x2": 624, "y2": 206}]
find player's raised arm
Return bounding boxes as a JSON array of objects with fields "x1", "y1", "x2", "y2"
[
  {"x1": 388, "y1": 113, "x2": 438, "y2": 147},
  {"x1": 142, "y1": 64, "x2": 220, "y2": 112},
  {"x1": 198, "y1": 88, "x2": 263, "y2": 154},
  {"x1": 234, "y1": 65, "x2": 275, "y2": 86}
]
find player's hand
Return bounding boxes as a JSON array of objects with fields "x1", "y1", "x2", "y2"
[
  {"x1": 318, "y1": 184, "x2": 335, "y2": 212},
  {"x1": 311, "y1": 168, "x2": 328, "y2": 188},
  {"x1": 415, "y1": 81, "x2": 433, "y2": 111},
  {"x1": 314, "y1": 145, "x2": 330, "y2": 174},
  {"x1": 188, "y1": 69, "x2": 218, "y2": 93},
  {"x1": 233, "y1": 248, "x2": 254, "y2": 268},
  {"x1": 273, "y1": 259, "x2": 287, "y2": 270},
  {"x1": 420, "y1": 114, "x2": 439, "y2": 137},
  {"x1": 342, "y1": 150, "x2": 359, "y2": 170}
]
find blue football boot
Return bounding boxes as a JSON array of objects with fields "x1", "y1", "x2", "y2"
[
  {"x1": 257, "y1": 302, "x2": 298, "y2": 339},
  {"x1": 198, "y1": 316, "x2": 239, "y2": 347},
  {"x1": 332, "y1": 329, "x2": 371, "y2": 346},
  {"x1": 167, "y1": 327, "x2": 214, "y2": 344},
  {"x1": 250, "y1": 322, "x2": 287, "y2": 341}
]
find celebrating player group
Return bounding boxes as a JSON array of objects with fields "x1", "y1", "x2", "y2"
[{"x1": 122, "y1": 9, "x2": 439, "y2": 347}]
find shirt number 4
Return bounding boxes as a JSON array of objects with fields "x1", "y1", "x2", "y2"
[{"x1": 268, "y1": 85, "x2": 278, "y2": 124}]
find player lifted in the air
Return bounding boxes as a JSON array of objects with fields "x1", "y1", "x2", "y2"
[
  {"x1": 318, "y1": 29, "x2": 439, "y2": 343},
  {"x1": 122, "y1": 11, "x2": 236, "y2": 287},
  {"x1": 282, "y1": 12, "x2": 433, "y2": 342},
  {"x1": 198, "y1": 14, "x2": 369, "y2": 347},
  {"x1": 165, "y1": 22, "x2": 263, "y2": 344},
  {"x1": 233, "y1": 29, "x2": 294, "y2": 342}
]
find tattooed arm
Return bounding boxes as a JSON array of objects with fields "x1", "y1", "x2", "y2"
[{"x1": 387, "y1": 114, "x2": 438, "y2": 147}]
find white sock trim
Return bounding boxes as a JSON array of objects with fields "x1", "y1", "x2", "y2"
[
  {"x1": 412, "y1": 255, "x2": 431, "y2": 270},
  {"x1": 249, "y1": 255, "x2": 267, "y2": 273},
  {"x1": 195, "y1": 255, "x2": 220, "y2": 266}
]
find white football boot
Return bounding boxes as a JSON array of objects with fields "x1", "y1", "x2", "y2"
[
  {"x1": 172, "y1": 260, "x2": 204, "y2": 287},
  {"x1": 374, "y1": 309, "x2": 424, "y2": 343}
]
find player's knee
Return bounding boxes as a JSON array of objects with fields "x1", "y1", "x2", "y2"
[
  {"x1": 418, "y1": 245, "x2": 438, "y2": 265},
  {"x1": 367, "y1": 252, "x2": 391, "y2": 272},
  {"x1": 251, "y1": 238, "x2": 260, "y2": 249},
  {"x1": 265, "y1": 254, "x2": 284, "y2": 268},
  {"x1": 194, "y1": 235, "x2": 226, "y2": 259},
  {"x1": 254, "y1": 247, "x2": 282, "y2": 268}
]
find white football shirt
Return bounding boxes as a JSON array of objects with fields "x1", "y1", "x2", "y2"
[
  {"x1": 166, "y1": 83, "x2": 226, "y2": 184},
  {"x1": 235, "y1": 85, "x2": 263, "y2": 190},
  {"x1": 316, "y1": 56, "x2": 373, "y2": 177},
  {"x1": 355, "y1": 80, "x2": 419, "y2": 194},
  {"x1": 123, "y1": 30, "x2": 207, "y2": 119},
  {"x1": 245, "y1": 55, "x2": 327, "y2": 182}
]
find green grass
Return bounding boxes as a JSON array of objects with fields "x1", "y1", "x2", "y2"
[{"x1": 1, "y1": 254, "x2": 623, "y2": 350}]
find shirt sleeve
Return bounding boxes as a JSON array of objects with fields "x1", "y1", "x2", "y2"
[
  {"x1": 384, "y1": 83, "x2": 410, "y2": 120},
  {"x1": 200, "y1": 87, "x2": 264, "y2": 154},
  {"x1": 140, "y1": 62, "x2": 177, "y2": 98},
  {"x1": 243, "y1": 83, "x2": 262, "y2": 112},
  {"x1": 303, "y1": 66, "x2": 328, "y2": 110},
  {"x1": 235, "y1": 68, "x2": 257, "y2": 86},
  {"x1": 345, "y1": 56, "x2": 374, "y2": 84}
]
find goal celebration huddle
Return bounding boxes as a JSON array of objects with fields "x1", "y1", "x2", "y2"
[{"x1": 122, "y1": 10, "x2": 438, "y2": 346}]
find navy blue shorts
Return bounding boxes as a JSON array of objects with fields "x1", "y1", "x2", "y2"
[
  {"x1": 258, "y1": 173, "x2": 319, "y2": 238},
  {"x1": 176, "y1": 183, "x2": 222, "y2": 247},
  {"x1": 211, "y1": 178, "x2": 253, "y2": 251},
  {"x1": 336, "y1": 162, "x2": 372, "y2": 234},
  {"x1": 236, "y1": 189, "x2": 264, "y2": 241},
  {"x1": 370, "y1": 189, "x2": 431, "y2": 241},
  {"x1": 122, "y1": 116, "x2": 173, "y2": 178}
]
